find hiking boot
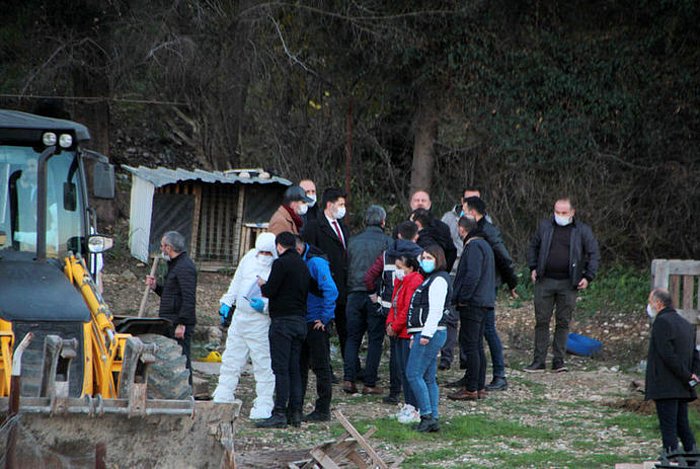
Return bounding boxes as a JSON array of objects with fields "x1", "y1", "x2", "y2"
[
  {"x1": 444, "y1": 376, "x2": 466, "y2": 388},
  {"x1": 477, "y1": 389, "x2": 488, "y2": 400},
  {"x1": 551, "y1": 362, "x2": 568, "y2": 373},
  {"x1": 303, "y1": 410, "x2": 331, "y2": 422},
  {"x1": 342, "y1": 381, "x2": 358, "y2": 394},
  {"x1": 362, "y1": 385, "x2": 384, "y2": 395},
  {"x1": 447, "y1": 388, "x2": 479, "y2": 401},
  {"x1": 523, "y1": 362, "x2": 546, "y2": 373},
  {"x1": 415, "y1": 415, "x2": 440, "y2": 433},
  {"x1": 255, "y1": 413, "x2": 287, "y2": 428},
  {"x1": 485, "y1": 376, "x2": 508, "y2": 391},
  {"x1": 382, "y1": 394, "x2": 400, "y2": 405}
]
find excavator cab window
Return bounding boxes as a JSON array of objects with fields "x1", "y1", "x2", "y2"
[{"x1": 0, "y1": 146, "x2": 85, "y2": 256}]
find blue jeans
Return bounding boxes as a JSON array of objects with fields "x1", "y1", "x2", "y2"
[
  {"x1": 406, "y1": 329, "x2": 447, "y2": 418},
  {"x1": 484, "y1": 309, "x2": 505, "y2": 378},
  {"x1": 343, "y1": 292, "x2": 386, "y2": 386},
  {"x1": 395, "y1": 337, "x2": 417, "y2": 408}
]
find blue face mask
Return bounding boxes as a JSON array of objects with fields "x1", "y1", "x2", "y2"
[{"x1": 420, "y1": 259, "x2": 435, "y2": 274}]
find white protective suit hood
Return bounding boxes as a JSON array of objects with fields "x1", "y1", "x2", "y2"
[{"x1": 219, "y1": 232, "x2": 276, "y2": 309}]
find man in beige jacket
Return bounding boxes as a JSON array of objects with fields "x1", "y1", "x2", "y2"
[{"x1": 268, "y1": 185, "x2": 313, "y2": 235}]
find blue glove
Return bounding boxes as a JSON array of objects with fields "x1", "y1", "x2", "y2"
[
  {"x1": 249, "y1": 297, "x2": 265, "y2": 313},
  {"x1": 219, "y1": 303, "x2": 231, "y2": 325}
]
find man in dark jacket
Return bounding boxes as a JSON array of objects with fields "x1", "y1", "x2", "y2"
[
  {"x1": 645, "y1": 288, "x2": 699, "y2": 457},
  {"x1": 146, "y1": 230, "x2": 197, "y2": 382},
  {"x1": 302, "y1": 188, "x2": 350, "y2": 372},
  {"x1": 525, "y1": 198, "x2": 600, "y2": 373},
  {"x1": 256, "y1": 232, "x2": 310, "y2": 428},
  {"x1": 342, "y1": 205, "x2": 392, "y2": 395},
  {"x1": 394, "y1": 190, "x2": 457, "y2": 271},
  {"x1": 463, "y1": 196, "x2": 518, "y2": 391},
  {"x1": 447, "y1": 217, "x2": 496, "y2": 401}
]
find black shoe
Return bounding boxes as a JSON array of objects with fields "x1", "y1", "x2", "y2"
[
  {"x1": 415, "y1": 415, "x2": 440, "y2": 433},
  {"x1": 303, "y1": 410, "x2": 331, "y2": 422},
  {"x1": 523, "y1": 362, "x2": 546, "y2": 373},
  {"x1": 445, "y1": 376, "x2": 466, "y2": 388},
  {"x1": 485, "y1": 376, "x2": 508, "y2": 391},
  {"x1": 382, "y1": 394, "x2": 400, "y2": 405},
  {"x1": 551, "y1": 362, "x2": 568, "y2": 373},
  {"x1": 287, "y1": 409, "x2": 302, "y2": 427},
  {"x1": 255, "y1": 413, "x2": 287, "y2": 428},
  {"x1": 438, "y1": 362, "x2": 451, "y2": 371}
]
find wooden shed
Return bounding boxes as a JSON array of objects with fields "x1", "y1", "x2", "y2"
[{"x1": 124, "y1": 165, "x2": 291, "y2": 271}]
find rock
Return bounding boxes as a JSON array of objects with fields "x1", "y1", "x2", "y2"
[{"x1": 120, "y1": 270, "x2": 138, "y2": 282}]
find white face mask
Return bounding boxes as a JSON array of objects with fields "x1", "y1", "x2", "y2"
[
  {"x1": 395, "y1": 269, "x2": 406, "y2": 281},
  {"x1": 307, "y1": 193, "x2": 317, "y2": 207},
  {"x1": 257, "y1": 254, "x2": 274, "y2": 267},
  {"x1": 554, "y1": 214, "x2": 572, "y2": 226},
  {"x1": 646, "y1": 304, "x2": 657, "y2": 319},
  {"x1": 297, "y1": 203, "x2": 309, "y2": 215},
  {"x1": 161, "y1": 251, "x2": 170, "y2": 261},
  {"x1": 334, "y1": 206, "x2": 346, "y2": 219}
]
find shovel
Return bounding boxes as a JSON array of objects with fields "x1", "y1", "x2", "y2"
[{"x1": 138, "y1": 256, "x2": 160, "y2": 317}]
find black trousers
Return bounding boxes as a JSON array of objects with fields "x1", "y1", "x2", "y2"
[
  {"x1": 269, "y1": 315, "x2": 307, "y2": 415},
  {"x1": 655, "y1": 398, "x2": 696, "y2": 452},
  {"x1": 459, "y1": 306, "x2": 488, "y2": 392},
  {"x1": 300, "y1": 324, "x2": 333, "y2": 414},
  {"x1": 175, "y1": 325, "x2": 195, "y2": 385}
]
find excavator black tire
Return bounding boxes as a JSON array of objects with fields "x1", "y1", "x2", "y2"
[{"x1": 137, "y1": 333, "x2": 192, "y2": 400}]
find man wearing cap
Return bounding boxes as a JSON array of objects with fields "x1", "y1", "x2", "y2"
[{"x1": 268, "y1": 185, "x2": 313, "y2": 235}]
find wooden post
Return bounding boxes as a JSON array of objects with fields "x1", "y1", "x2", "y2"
[{"x1": 231, "y1": 185, "x2": 246, "y2": 268}]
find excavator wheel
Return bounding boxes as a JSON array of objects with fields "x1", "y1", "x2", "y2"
[{"x1": 137, "y1": 333, "x2": 192, "y2": 400}]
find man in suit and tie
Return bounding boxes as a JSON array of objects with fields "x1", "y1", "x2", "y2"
[{"x1": 302, "y1": 188, "x2": 353, "y2": 378}]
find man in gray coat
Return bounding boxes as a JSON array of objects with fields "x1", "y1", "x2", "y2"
[
  {"x1": 525, "y1": 198, "x2": 599, "y2": 373},
  {"x1": 342, "y1": 205, "x2": 392, "y2": 394}
]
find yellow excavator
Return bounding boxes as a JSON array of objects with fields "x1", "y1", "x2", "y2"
[{"x1": 0, "y1": 110, "x2": 237, "y2": 467}]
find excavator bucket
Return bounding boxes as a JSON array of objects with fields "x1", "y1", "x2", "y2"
[
  {"x1": 0, "y1": 333, "x2": 240, "y2": 468},
  {"x1": 0, "y1": 400, "x2": 239, "y2": 468}
]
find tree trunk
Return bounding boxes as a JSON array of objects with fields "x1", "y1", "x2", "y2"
[{"x1": 409, "y1": 91, "x2": 439, "y2": 194}]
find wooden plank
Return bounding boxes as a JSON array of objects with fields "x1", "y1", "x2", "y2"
[
  {"x1": 190, "y1": 185, "x2": 202, "y2": 259},
  {"x1": 309, "y1": 448, "x2": 341, "y2": 469},
  {"x1": 682, "y1": 276, "x2": 696, "y2": 310},
  {"x1": 669, "y1": 276, "x2": 681, "y2": 306},
  {"x1": 651, "y1": 259, "x2": 670, "y2": 289},
  {"x1": 332, "y1": 410, "x2": 388, "y2": 469},
  {"x1": 232, "y1": 185, "x2": 246, "y2": 268},
  {"x1": 666, "y1": 260, "x2": 700, "y2": 276}
]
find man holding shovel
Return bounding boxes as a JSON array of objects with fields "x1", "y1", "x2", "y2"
[{"x1": 145, "y1": 231, "x2": 197, "y2": 383}]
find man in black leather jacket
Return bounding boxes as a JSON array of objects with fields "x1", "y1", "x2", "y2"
[
  {"x1": 146, "y1": 230, "x2": 197, "y2": 382},
  {"x1": 525, "y1": 198, "x2": 599, "y2": 373}
]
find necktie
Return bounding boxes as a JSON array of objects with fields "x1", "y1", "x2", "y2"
[{"x1": 332, "y1": 220, "x2": 345, "y2": 249}]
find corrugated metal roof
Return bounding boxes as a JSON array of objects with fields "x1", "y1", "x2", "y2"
[{"x1": 122, "y1": 165, "x2": 292, "y2": 188}]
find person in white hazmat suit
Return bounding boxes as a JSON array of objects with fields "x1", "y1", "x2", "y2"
[{"x1": 212, "y1": 232, "x2": 277, "y2": 419}]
